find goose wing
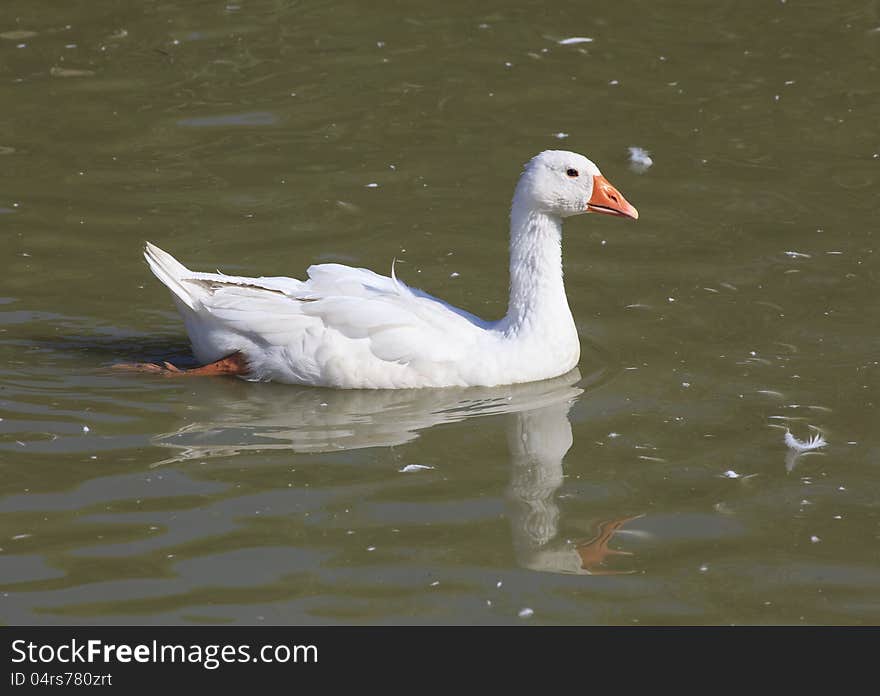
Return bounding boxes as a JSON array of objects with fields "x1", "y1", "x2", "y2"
[{"x1": 146, "y1": 243, "x2": 488, "y2": 366}]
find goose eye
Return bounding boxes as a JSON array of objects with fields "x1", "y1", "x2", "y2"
[{"x1": 566, "y1": 168, "x2": 579, "y2": 177}]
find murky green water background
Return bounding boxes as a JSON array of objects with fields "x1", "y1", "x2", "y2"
[{"x1": 2, "y1": 0, "x2": 879, "y2": 625}]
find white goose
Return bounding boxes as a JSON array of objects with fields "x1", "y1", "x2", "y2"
[{"x1": 127, "y1": 150, "x2": 638, "y2": 389}]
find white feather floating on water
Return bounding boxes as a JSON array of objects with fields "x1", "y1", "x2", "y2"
[
  {"x1": 628, "y1": 146, "x2": 653, "y2": 173},
  {"x1": 784, "y1": 430, "x2": 827, "y2": 453},
  {"x1": 720, "y1": 470, "x2": 759, "y2": 481},
  {"x1": 399, "y1": 464, "x2": 435, "y2": 473},
  {"x1": 557, "y1": 37, "x2": 594, "y2": 45}
]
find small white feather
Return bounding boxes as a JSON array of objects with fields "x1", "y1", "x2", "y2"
[
  {"x1": 399, "y1": 464, "x2": 435, "y2": 473},
  {"x1": 784, "y1": 430, "x2": 827, "y2": 453},
  {"x1": 628, "y1": 146, "x2": 653, "y2": 173}
]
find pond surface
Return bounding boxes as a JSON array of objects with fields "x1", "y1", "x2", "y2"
[{"x1": 1, "y1": 0, "x2": 879, "y2": 624}]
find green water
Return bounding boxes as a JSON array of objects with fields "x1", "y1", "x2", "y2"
[{"x1": 1, "y1": 0, "x2": 879, "y2": 624}]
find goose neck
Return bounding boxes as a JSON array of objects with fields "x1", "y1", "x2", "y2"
[{"x1": 505, "y1": 203, "x2": 573, "y2": 333}]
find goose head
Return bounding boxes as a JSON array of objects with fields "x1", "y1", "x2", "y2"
[{"x1": 513, "y1": 150, "x2": 638, "y2": 220}]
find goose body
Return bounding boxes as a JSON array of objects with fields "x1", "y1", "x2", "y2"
[{"x1": 142, "y1": 150, "x2": 637, "y2": 389}]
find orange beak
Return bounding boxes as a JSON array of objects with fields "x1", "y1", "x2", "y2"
[{"x1": 587, "y1": 175, "x2": 639, "y2": 220}]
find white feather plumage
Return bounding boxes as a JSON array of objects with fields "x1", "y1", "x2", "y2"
[{"x1": 142, "y1": 150, "x2": 637, "y2": 389}]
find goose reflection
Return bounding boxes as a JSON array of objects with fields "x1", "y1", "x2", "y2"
[
  {"x1": 505, "y1": 387, "x2": 638, "y2": 575},
  {"x1": 152, "y1": 367, "x2": 637, "y2": 575}
]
